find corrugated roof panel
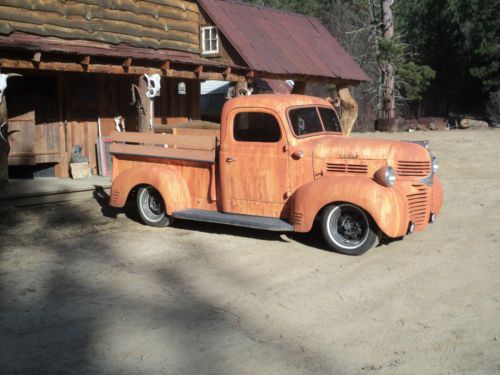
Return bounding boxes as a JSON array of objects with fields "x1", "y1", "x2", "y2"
[
  {"x1": 198, "y1": 0, "x2": 370, "y2": 82},
  {"x1": 201, "y1": 80, "x2": 230, "y2": 95}
]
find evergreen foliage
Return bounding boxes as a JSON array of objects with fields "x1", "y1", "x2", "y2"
[{"x1": 242, "y1": 0, "x2": 498, "y2": 120}]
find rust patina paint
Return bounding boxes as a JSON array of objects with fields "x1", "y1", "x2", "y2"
[{"x1": 110, "y1": 94, "x2": 443, "y2": 239}]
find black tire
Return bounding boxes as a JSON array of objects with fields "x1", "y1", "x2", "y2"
[
  {"x1": 321, "y1": 203, "x2": 379, "y2": 255},
  {"x1": 136, "y1": 186, "x2": 174, "y2": 227}
]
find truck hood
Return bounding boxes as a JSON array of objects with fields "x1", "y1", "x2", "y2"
[{"x1": 313, "y1": 136, "x2": 430, "y2": 162}]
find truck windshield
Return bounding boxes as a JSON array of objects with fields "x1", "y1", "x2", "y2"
[{"x1": 289, "y1": 107, "x2": 342, "y2": 136}]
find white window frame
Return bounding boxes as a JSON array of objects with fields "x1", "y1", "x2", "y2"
[{"x1": 201, "y1": 26, "x2": 219, "y2": 55}]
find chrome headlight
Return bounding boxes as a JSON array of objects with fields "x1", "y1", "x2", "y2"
[
  {"x1": 386, "y1": 166, "x2": 397, "y2": 186},
  {"x1": 375, "y1": 165, "x2": 397, "y2": 187},
  {"x1": 432, "y1": 156, "x2": 439, "y2": 174}
]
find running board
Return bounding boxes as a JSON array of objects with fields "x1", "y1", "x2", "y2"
[{"x1": 172, "y1": 209, "x2": 295, "y2": 232}]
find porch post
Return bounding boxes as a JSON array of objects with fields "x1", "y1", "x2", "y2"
[
  {"x1": 0, "y1": 89, "x2": 8, "y2": 189},
  {"x1": 137, "y1": 75, "x2": 153, "y2": 133}
]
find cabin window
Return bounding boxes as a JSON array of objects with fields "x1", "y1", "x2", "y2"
[
  {"x1": 319, "y1": 107, "x2": 342, "y2": 132},
  {"x1": 289, "y1": 107, "x2": 324, "y2": 136},
  {"x1": 233, "y1": 112, "x2": 281, "y2": 143},
  {"x1": 201, "y1": 26, "x2": 219, "y2": 55}
]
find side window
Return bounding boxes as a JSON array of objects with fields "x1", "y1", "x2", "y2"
[
  {"x1": 201, "y1": 26, "x2": 219, "y2": 55},
  {"x1": 289, "y1": 107, "x2": 323, "y2": 136},
  {"x1": 233, "y1": 112, "x2": 281, "y2": 143},
  {"x1": 319, "y1": 107, "x2": 342, "y2": 132}
]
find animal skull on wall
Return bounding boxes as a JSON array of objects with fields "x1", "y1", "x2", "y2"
[
  {"x1": 0, "y1": 73, "x2": 22, "y2": 104},
  {"x1": 143, "y1": 74, "x2": 161, "y2": 99}
]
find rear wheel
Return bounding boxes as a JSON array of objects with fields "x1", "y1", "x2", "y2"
[
  {"x1": 321, "y1": 203, "x2": 379, "y2": 255},
  {"x1": 136, "y1": 186, "x2": 174, "y2": 227}
]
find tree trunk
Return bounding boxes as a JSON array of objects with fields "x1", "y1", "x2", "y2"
[
  {"x1": 337, "y1": 86, "x2": 359, "y2": 136},
  {"x1": 380, "y1": 0, "x2": 395, "y2": 119},
  {"x1": 0, "y1": 96, "x2": 9, "y2": 189}
]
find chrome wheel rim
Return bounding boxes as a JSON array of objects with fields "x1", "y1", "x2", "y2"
[
  {"x1": 140, "y1": 187, "x2": 165, "y2": 223},
  {"x1": 326, "y1": 204, "x2": 369, "y2": 250}
]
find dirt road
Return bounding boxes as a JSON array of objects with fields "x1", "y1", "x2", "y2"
[{"x1": 1, "y1": 129, "x2": 499, "y2": 374}]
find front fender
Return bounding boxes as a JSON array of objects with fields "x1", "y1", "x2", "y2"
[
  {"x1": 291, "y1": 176, "x2": 409, "y2": 238},
  {"x1": 432, "y1": 175, "x2": 443, "y2": 215},
  {"x1": 110, "y1": 165, "x2": 190, "y2": 214}
]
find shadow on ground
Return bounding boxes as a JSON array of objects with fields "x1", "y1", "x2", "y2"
[{"x1": 0, "y1": 198, "x2": 339, "y2": 373}]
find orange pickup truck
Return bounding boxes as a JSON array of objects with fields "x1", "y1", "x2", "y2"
[{"x1": 109, "y1": 94, "x2": 443, "y2": 255}]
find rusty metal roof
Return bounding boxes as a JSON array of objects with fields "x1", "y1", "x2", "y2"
[{"x1": 198, "y1": 0, "x2": 370, "y2": 83}]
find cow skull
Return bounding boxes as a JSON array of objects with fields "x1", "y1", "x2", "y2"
[
  {"x1": 0, "y1": 73, "x2": 22, "y2": 104},
  {"x1": 143, "y1": 74, "x2": 161, "y2": 99}
]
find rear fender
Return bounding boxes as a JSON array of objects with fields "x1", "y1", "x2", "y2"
[
  {"x1": 291, "y1": 176, "x2": 409, "y2": 238},
  {"x1": 109, "y1": 165, "x2": 190, "y2": 214}
]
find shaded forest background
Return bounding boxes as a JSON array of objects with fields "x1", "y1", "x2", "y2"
[{"x1": 244, "y1": 0, "x2": 500, "y2": 131}]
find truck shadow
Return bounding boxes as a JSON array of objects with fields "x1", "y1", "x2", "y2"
[
  {"x1": 93, "y1": 186, "x2": 142, "y2": 224},
  {"x1": 172, "y1": 219, "x2": 293, "y2": 243},
  {"x1": 92, "y1": 188, "x2": 349, "y2": 252}
]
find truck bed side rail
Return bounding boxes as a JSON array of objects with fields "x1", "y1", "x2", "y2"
[{"x1": 109, "y1": 131, "x2": 217, "y2": 164}]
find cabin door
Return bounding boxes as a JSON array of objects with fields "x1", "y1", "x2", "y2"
[{"x1": 220, "y1": 109, "x2": 289, "y2": 218}]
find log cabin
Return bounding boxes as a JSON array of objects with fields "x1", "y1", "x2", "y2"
[{"x1": 0, "y1": 0, "x2": 369, "y2": 181}]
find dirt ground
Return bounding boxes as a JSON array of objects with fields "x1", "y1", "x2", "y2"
[{"x1": 1, "y1": 129, "x2": 499, "y2": 374}]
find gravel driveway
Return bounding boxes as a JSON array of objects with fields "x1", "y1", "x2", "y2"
[{"x1": 1, "y1": 129, "x2": 499, "y2": 374}]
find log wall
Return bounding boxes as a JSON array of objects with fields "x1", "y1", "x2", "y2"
[{"x1": 0, "y1": 0, "x2": 200, "y2": 53}]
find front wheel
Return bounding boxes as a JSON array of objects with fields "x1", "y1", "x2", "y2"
[
  {"x1": 321, "y1": 203, "x2": 379, "y2": 255},
  {"x1": 136, "y1": 186, "x2": 175, "y2": 227}
]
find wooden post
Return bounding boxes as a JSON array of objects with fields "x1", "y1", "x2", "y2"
[
  {"x1": 137, "y1": 75, "x2": 152, "y2": 133},
  {"x1": 234, "y1": 81, "x2": 248, "y2": 97},
  {"x1": 0, "y1": 74, "x2": 9, "y2": 189}
]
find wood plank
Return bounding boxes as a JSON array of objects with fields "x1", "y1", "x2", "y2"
[
  {"x1": 172, "y1": 128, "x2": 219, "y2": 137},
  {"x1": 8, "y1": 114, "x2": 36, "y2": 165},
  {"x1": 34, "y1": 122, "x2": 61, "y2": 163},
  {"x1": 87, "y1": 121, "x2": 98, "y2": 174},
  {"x1": 0, "y1": 58, "x2": 247, "y2": 82},
  {"x1": 110, "y1": 143, "x2": 215, "y2": 163},
  {"x1": 111, "y1": 131, "x2": 216, "y2": 151}
]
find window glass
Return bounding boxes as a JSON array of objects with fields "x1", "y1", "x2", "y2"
[
  {"x1": 234, "y1": 112, "x2": 281, "y2": 143},
  {"x1": 319, "y1": 107, "x2": 342, "y2": 132},
  {"x1": 201, "y1": 26, "x2": 219, "y2": 54},
  {"x1": 289, "y1": 107, "x2": 323, "y2": 136}
]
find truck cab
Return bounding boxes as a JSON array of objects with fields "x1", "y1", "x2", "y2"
[{"x1": 109, "y1": 94, "x2": 443, "y2": 255}]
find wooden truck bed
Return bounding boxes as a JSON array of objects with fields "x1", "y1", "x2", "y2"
[
  {"x1": 109, "y1": 131, "x2": 219, "y2": 209},
  {"x1": 110, "y1": 131, "x2": 218, "y2": 164}
]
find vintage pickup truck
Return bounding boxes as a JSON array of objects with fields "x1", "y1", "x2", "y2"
[{"x1": 109, "y1": 94, "x2": 442, "y2": 255}]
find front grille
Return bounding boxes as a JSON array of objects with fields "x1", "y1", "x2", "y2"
[
  {"x1": 325, "y1": 163, "x2": 368, "y2": 175},
  {"x1": 407, "y1": 184, "x2": 429, "y2": 230},
  {"x1": 397, "y1": 161, "x2": 431, "y2": 177}
]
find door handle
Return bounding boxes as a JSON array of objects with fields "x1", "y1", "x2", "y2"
[
  {"x1": 292, "y1": 151, "x2": 304, "y2": 160},
  {"x1": 226, "y1": 157, "x2": 237, "y2": 163}
]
